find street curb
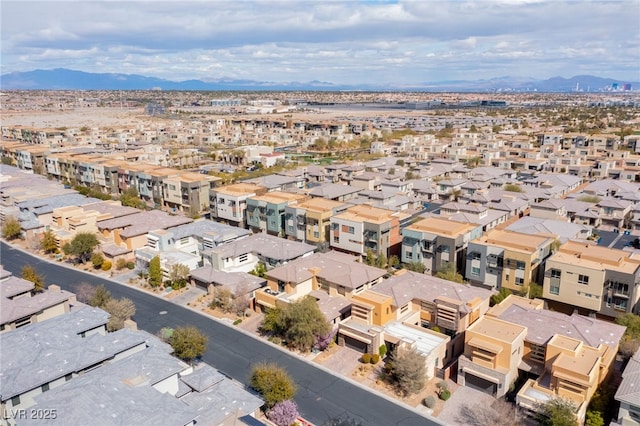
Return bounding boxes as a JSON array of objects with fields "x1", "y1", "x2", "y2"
[{"x1": 1, "y1": 239, "x2": 444, "y2": 425}]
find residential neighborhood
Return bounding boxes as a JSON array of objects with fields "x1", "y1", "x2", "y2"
[{"x1": 1, "y1": 90, "x2": 640, "y2": 426}]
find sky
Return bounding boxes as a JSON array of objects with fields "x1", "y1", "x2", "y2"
[{"x1": 2, "y1": 0, "x2": 639, "y2": 86}]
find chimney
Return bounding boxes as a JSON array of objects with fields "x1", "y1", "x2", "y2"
[{"x1": 47, "y1": 284, "x2": 61, "y2": 293}]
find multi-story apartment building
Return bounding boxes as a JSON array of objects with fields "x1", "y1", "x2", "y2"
[
  {"x1": 466, "y1": 229, "x2": 555, "y2": 292},
  {"x1": 246, "y1": 191, "x2": 308, "y2": 235},
  {"x1": 284, "y1": 198, "x2": 350, "y2": 244},
  {"x1": 329, "y1": 204, "x2": 407, "y2": 258},
  {"x1": 209, "y1": 183, "x2": 267, "y2": 228},
  {"x1": 543, "y1": 241, "x2": 640, "y2": 319},
  {"x1": 401, "y1": 216, "x2": 482, "y2": 275},
  {"x1": 162, "y1": 172, "x2": 220, "y2": 214}
]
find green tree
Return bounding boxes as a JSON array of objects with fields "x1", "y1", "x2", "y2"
[
  {"x1": 395, "y1": 159, "x2": 405, "y2": 166},
  {"x1": 120, "y1": 187, "x2": 146, "y2": 209},
  {"x1": 62, "y1": 232, "x2": 99, "y2": 263},
  {"x1": 169, "y1": 326, "x2": 208, "y2": 363},
  {"x1": 364, "y1": 249, "x2": 376, "y2": 266},
  {"x1": 435, "y1": 262, "x2": 465, "y2": 284},
  {"x1": 250, "y1": 362, "x2": 297, "y2": 408},
  {"x1": 375, "y1": 253, "x2": 388, "y2": 269},
  {"x1": 260, "y1": 296, "x2": 330, "y2": 352},
  {"x1": 21, "y1": 265, "x2": 45, "y2": 292},
  {"x1": 490, "y1": 287, "x2": 511, "y2": 306},
  {"x1": 616, "y1": 313, "x2": 640, "y2": 357},
  {"x1": 585, "y1": 410, "x2": 604, "y2": 426},
  {"x1": 388, "y1": 255, "x2": 400, "y2": 270},
  {"x1": 528, "y1": 282, "x2": 544, "y2": 299},
  {"x1": 249, "y1": 261, "x2": 267, "y2": 278},
  {"x1": 148, "y1": 256, "x2": 163, "y2": 288},
  {"x1": 535, "y1": 397, "x2": 577, "y2": 426},
  {"x1": 387, "y1": 347, "x2": 426, "y2": 396},
  {"x1": 404, "y1": 261, "x2": 425, "y2": 273},
  {"x1": 40, "y1": 230, "x2": 59, "y2": 254},
  {"x1": 2, "y1": 216, "x2": 21, "y2": 240},
  {"x1": 104, "y1": 297, "x2": 136, "y2": 331}
]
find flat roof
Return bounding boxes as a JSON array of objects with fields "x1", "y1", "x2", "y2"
[
  {"x1": 214, "y1": 182, "x2": 265, "y2": 196},
  {"x1": 468, "y1": 316, "x2": 527, "y2": 344},
  {"x1": 551, "y1": 240, "x2": 640, "y2": 274},
  {"x1": 384, "y1": 322, "x2": 447, "y2": 356},
  {"x1": 406, "y1": 216, "x2": 477, "y2": 236},
  {"x1": 333, "y1": 204, "x2": 401, "y2": 225},
  {"x1": 474, "y1": 229, "x2": 553, "y2": 254}
]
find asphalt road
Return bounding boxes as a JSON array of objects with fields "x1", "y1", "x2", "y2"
[{"x1": 0, "y1": 242, "x2": 438, "y2": 426}]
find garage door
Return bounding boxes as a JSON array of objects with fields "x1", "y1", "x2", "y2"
[
  {"x1": 342, "y1": 336, "x2": 368, "y2": 352},
  {"x1": 465, "y1": 373, "x2": 497, "y2": 395}
]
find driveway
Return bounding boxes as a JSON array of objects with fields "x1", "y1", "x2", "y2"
[
  {"x1": 436, "y1": 384, "x2": 496, "y2": 425},
  {"x1": 318, "y1": 346, "x2": 362, "y2": 376}
]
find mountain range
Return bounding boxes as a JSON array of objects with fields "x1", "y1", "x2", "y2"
[{"x1": 0, "y1": 68, "x2": 636, "y2": 92}]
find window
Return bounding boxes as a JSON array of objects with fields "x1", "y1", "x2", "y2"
[
  {"x1": 439, "y1": 245, "x2": 450, "y2": 253},
  {"x1": 42, "y1": 383, "x2": 50, "y2": 392},
  {"x1": 471, "y1": 267, "x2": 480, "y2": 276},
  {"x1": 471, "y1": 252, "x2": 481, "y2": 260},
  {"x1": 515, "y1": 277, "x2": 525, "y2": 286},
  {"x1": 313, "y1": 231, "x2": 319, "y2": 238},
  {"x1": 405, "y1": 251, "x2": 413, "y2": 259},
  {"x1": 550, "y1": 269, "x2": 561, "y2": 279},
  {"x1": 341, "y1": 225, "x2": 355, "y2": 234},
  {"x1": 400, "y1": 304, "x2": 409, "y2": 314},
  {"x1": 238, "y1": 253, "x2": 248, "y2": 263},
  {"x1": 11, "y1": 395, "x2": 20, "y2": 406},
  {"x1": 516, "y1": 261, "x2": 525, "y2": 270},
  {"x1": 550, "y1": 282, "x2": 560, "y2": 295},
  {"x1": 578, "y1": 274, "x2": 589, "y2": 285}
]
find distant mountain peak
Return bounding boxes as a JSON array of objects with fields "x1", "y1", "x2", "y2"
[{"x1": 0, "y1": 68, "x2": 636, "y2": 92}]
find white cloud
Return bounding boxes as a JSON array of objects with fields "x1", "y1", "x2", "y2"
[{"x1": 1, "y1": 0, "x2": 638, "y2": 84}]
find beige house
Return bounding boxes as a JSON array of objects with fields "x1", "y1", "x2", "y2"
[
  {"x1": 487, "y1": 295, "x2": 625, "y2": 423},
  {"x1": 457, "y1": 315, "x2": 527, "y2": 398},
  {"x1": 543, "y1": 241, "x2": 640, "y2": 319}
]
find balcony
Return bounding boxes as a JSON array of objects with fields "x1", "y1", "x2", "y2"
[{"x1": 254, "y1": 288, "x2": 281, "y2": 309}]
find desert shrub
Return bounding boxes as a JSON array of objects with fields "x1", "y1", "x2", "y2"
[
  {"x1": 101, "y1": 260, "x2": 112, "y2": 271},
  {"x1": 424, "y1": 396, "x2": 437, "y2": 408},
  {"x1": 91, "y1": 252, "x2": 105, "y2": 269},
  {"x1": 439, "y1": 389, "x2": 451, "y2": 401},
  {"x1": 361, "y1": 353, "x2": 371, "y2": 363},
  {"x1": 233, "y1": 318, "x2": 242, "y2": 325},
  {"x1": 125, "y1": 261, "x2": 135, "y2": 269},
  {"x1": 371, "y1": 354, "x2": 380, "y2": 364},
  {"x1": 116, "y1": 258, "x2": 127, "y2": 270}
]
